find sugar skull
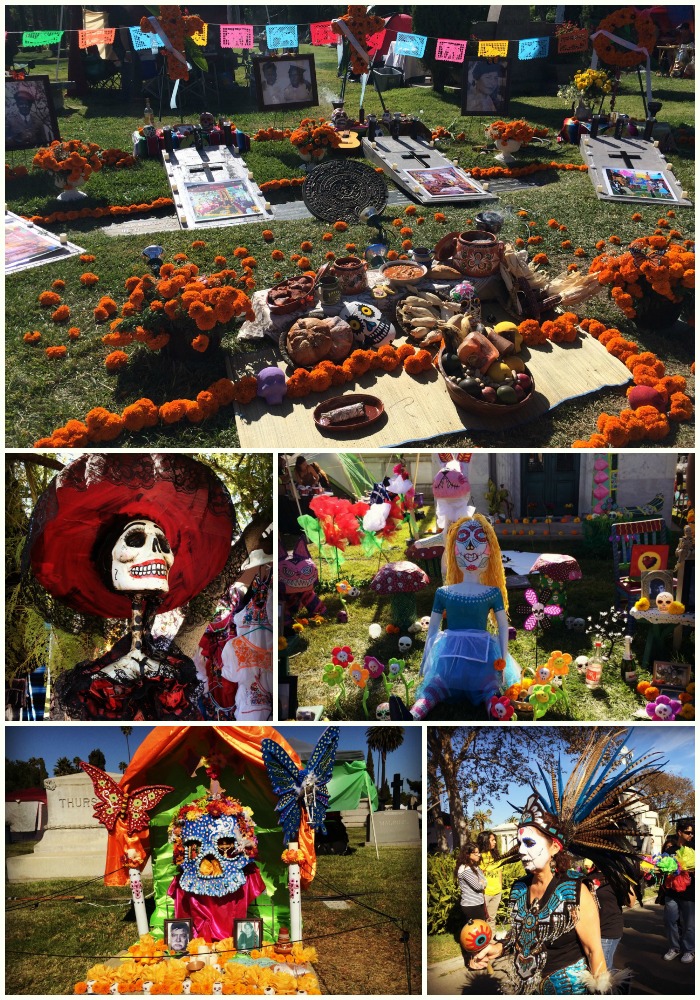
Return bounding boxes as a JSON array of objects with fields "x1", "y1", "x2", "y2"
[
  {"x1": 111, "y1": 519, "x2": 174, "y2": 593},
  {"x1": 398, "y1": 635, "x2": 413, "y2": 652},
  {"x1": 655, "y1": 591, "x2": 674, "y2": 613},
  {"x1": 339, "y1": 301, "x2": 395, "y2": 349},
  {"x1": 454, "y1": 519, "x2": 490, "y2": 574},
  {"x1": 257, "y1": 366, "x2": 288, "y2": 406},
  {"x1": 171, "y1": 795, "x2": 258, "y2": 899},
  {"x1": 376, "y1": 702, "x2": 390, "y2": 720}
]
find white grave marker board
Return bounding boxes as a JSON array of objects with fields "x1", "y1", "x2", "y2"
[
  {"x1": 579, "y1": 134, "x2": 691, "y2": 207},
  {"x1": 362, "y1": 136, "x2": 497, "y2": 204},
  {"x1": 5, "y1": 211, "x2": 84, "y2": 274},
  {"x1": 163, "y1": 145, "x2": 275, "y2": 229}
]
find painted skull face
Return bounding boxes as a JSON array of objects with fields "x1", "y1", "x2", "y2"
[
  {"x1": 655, "y1": 591, "x2": 674, "y2": 613},
  {"x1": 179, "y1": 813, "x2": 250, "y2": 897},
  {"x1": 376, "y1": 702, "x2": 390, "y2": 720},
  {"x1": 517, "y1": 825, "x2": 553, "y2": 872},
  {"x1": 398, "y1": 635, "x2": 413, "y2": 652},
  {"x1": 454, "y1": 520, "x2": 489, "y2": 574},
  {"x1": 339, "y1": 301, "x2": 395, "y2": 349},
  {"x1": 111, "y1": 519, "x2": 173, "y2": 593}
]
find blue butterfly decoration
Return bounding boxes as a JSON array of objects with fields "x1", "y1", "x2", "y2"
[{"x1": 262, "y1": 727, "x2": 340, "y2": 844}]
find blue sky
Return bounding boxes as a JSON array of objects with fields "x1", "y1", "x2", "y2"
[
  {"x1": 468, "y1": 726, "x2": 696, "y2": 824},
  {"x1": 4, "y1": 724, "x2": 421, "y2": 786}
]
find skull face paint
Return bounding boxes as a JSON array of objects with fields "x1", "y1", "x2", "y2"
[
  {"x1": 517, "y1": 825, "x2": 554, "y2": 872},
  {"x1": 111, "y1": 520, "x2": 173, "y2": 593},
  {"x1": 454, "y1": 519, "x2": 490, "y2": 574}
]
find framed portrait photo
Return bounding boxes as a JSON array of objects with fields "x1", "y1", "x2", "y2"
[
  {"x1": 652, "y1": 660, "x2": 691, "y2": 689},
  {"x1": 164, "y1": 918, "x2": 193, "y2": 953},
  {"x1": 461, "y1": 58, "x2": 510, "y2": 117},
  {"x1": 253, "y1": 54, "x2": 318, "y2": 112},
  {"x1": 5, "y1": 75, "x2": 60, "y2": 151},
  {"x1": 640, "y1": 568, "x2": 675, "y2": 602},
  {"x1": 234, "y1": 917, "x2": 263, "y2": 952}
]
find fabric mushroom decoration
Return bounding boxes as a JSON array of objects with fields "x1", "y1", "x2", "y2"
[
  {"x1": 369, "y1": 560, "x2": 429, "y2": 631},
  {"x1": 531, "y1": 553, "x2": 582, "y2": 610}
]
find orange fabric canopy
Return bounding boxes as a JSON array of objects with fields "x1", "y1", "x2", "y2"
[{"x1": 104, "y1": 725, "x2": 316, "y2": 888}]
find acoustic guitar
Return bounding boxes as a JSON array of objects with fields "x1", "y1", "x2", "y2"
[{"x1": 335, "y1": 130, "x2": 362, "y2": 154}]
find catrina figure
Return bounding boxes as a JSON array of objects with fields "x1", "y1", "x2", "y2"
[
  {"x1": 24, "y1": 454, "x2": 244, "y2": 721},
  {"x1": 391, "y1": 514, "x2": 520, "y2": 720}
]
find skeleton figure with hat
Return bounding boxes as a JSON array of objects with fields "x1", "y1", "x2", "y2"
[
  {"x1": 24, "y1": 454, "x2": 248, "y2": 721},
  {"x1": 465, "y1": 731, "x2": 663, "y2": 995},
  {"x1": 391, "y1": 514, "x2": 520, "y2": 720}
]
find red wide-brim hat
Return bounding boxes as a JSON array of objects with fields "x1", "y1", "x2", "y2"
[{"x1": 26, "y1": 454, "x2": 235, "y2": 619}]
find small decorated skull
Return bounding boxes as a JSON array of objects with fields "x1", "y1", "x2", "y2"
[
  {"x1": 575, "y1": 655, "x2": 589, "y2": 673},
  {"x1": 339, "y1": 301, "x2": 396, "y2": 349},
  {"x1": 655, "y1": 591, "x2": 674, "y2": 613},
  {"x1": 212, "y1": 984, "x2": 223, "y2": 995},
  {"x1": 536, "y1": 665, "x2": 552, "y2": 684},
  {"x1": 257, "y1": 366, "x2": 288, "y2": 406},
  {"x1": 111, "y1": 519, "x2": 173, "y2": 593},
  {"x1": 398, "y1": 635, "x2": 413, "y2": 652},
  {"x1": 376, "y1": 702, "x2": 390, "y2": 720}
]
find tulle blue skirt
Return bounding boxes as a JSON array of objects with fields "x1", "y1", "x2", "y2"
[{"x1": 419, "y1": 628, "x2": 520, "y2": 705}]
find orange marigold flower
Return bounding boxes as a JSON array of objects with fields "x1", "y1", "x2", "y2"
[
  {"x1": 532, "y1": 253, "x2": 549, "y2": 265},
  {"x1": 567, "y1": 263, "x2": 579, "y2": 272},
  {"x1": 300, "y1": 240, "x2": 313, "y2": 251},
  {"x1": 191, "y1": 334, "x2": 210, "y2": 353},
  {"x1": 233, "y1": 247, "x2": 249, "y2": 258},
  {"x1": 214, "y1": 255, "x2": 227, "y2": 265},
  {"x1": 559, "y1": 225, "x2": 567, "y2": 231},
  {"x1": 547, "y1": 219, "x2": 558, "y2": 228},
  {"x1": 434, "y1": 212, "x2": 446, "y2": 222},
  {"x1": 52, "y1": 304, "x2": 71, "y2": 322},
  {"x1": 298, "y1": 256, "x2": 311, "y2": 270},
  {"x1": 527, "y1": 236, "x2": 543, "y2": 245},
  {"x1": 80, "y1": 272, "x2": 99, "y2": 286},
  {"x1": 631, "y1": 213, "x2": 642, "y2": 222},
  {"x1": 24, "y1": 330, "x2": 42, "y2": 344},
  {"x1": 324, "y1": 252, "x2": 335, "y2": 261},
  {"x1": 528, "y1": 221, "x2": 537, "y2": 229},
  {"x1": 416, "y1": 216, "x2": 425, "y2": 225},
  {"x1": 333, "y1": 221, "x2": 348, "y2": 232},
  {"x1": 392, "y1": 218, "x2": 403, "y2": 227},
  {"x1": 68, "y1": 326, "x2": 81, "y2": 339},
  {"x1": 39, "y1": 290, "x2": 61, "y2": 307},
  {"x1": 322, "y1": 232, "x2": 333, "y2": 241},
  {"x1": 105, "y1": 350, "x2": 129, "y2": 372},
  {"x1": 271, "y1": 249, "x2": 285, "y2": 261},
  {"x1": 667, "y1": 209, "x2": 676, "y2": 218},
  {"x1": 402, "y1": 239, "x2": 413, "y2": 250},
  {"x1": 595, "y1": 240, "x2": 606, "y2": 250},
  {"x1": 159, "y1": 400, "x2": 190, "y2": 424},
  {"x1": 122, "y1": 398, "x2": 159, "y2": 431},
  {"x1": 345, "y1": 243, "x2": 357, "y2": 252},
  {"x1": 290, "y1": 253, "x2": 301, "y2": 262},
  {"x1": 608, "y1": 235, "x2": 621, "y2": 244},
  {"x1": 273, "y1": 270, "x2": 283, "y2": 278},
  {"x1": 79, "y1": 253, "x2": 96, "y2": 262},
  {"x1": 404, "y1": 205, "x2": 417, "y2": 215},
  {"x1": 45, "y1": 345, "x2": 67, "y2": 359},
  {"x1": 517, "y1": 210, "x2": 529, "y2": 218},
  {"x1": 262, "y1": 230, "x2": 274, "y2": 242},
  {"x1": 52, "y1": 279, "x2": 65, "y2": 290},
  {"x1": 561, "y1": 240, "x2": 572, "y2": 250},
  {"x1": 191, "y1": 240, "x2": 207, "y2": 248},
  {"x1": 515, "y1": 238, "x2": 525, "y2": 247},
  {"x1": 574, "y1": 247, "x2": 586, "y2": 257},
  {"x1": 400, "y1": 226, "x2": 413, "y2": 236}
]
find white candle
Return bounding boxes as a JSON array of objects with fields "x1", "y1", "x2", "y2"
[
  {"x1": 264, "y1": 201, "x2": 271, "y2": 211},
  {"x1": 163, "y1": 152, "x2": 170, "y2": 162},
  {"x1": 666, "y1": 164, "x2": 674, "y2": 172},
  {"x1": 681, "y1": 190, "x2": 688, "y2": 199},
  {"x1": 59, "y1": 233, "x2": 68, "y2": 244},
  {"x1": 482, "y1": 182, "x2": 490, "y2": 191},
  {"x1": 391, "y1": 162, "x2": 398, "y2": 169},
  {"x1": 596, "y1": 185, "x2": 603, "y2": 192}
]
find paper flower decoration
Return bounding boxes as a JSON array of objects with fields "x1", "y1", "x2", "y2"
[
  {"x1": 331, "y1": 645, "x2": 354, "y2": 666},
  {"x1": 322, "y1": 663, "x2": 345, "y2": 686},
  {"x1": 520, "y1": 588, "x2": 562, "y2": 631},
  {"x1": 348, "y1": 664, "x2": 370, "y2": 688},
  {"x1": 528, "y1": 683, "x2": 558, "y2": 719},
  {"x1": 364, "y1": 655, "x2": 385, "y2": 679},
  {"x1": 488, "y1": 695, "x2": 516, "y2": 721},
  {"x1": 645, "y1": 694, "x2": 682, "y2": 721},
  {"x1": 657, "y1": 854, "x2": 680, "y2": 874}
]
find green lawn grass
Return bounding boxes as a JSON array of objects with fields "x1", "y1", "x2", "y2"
[
  {"x1": 284, "y1": 518, "x2": 692, "y2": 722},
  {"x1": 5, "y1": 830, "x2": 421, "y2": 995},
  {"x1": 5, "y1": 49, "x2": 695, "y2": 448}
]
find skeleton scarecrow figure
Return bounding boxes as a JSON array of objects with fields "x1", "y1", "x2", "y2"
[{"x1": 24, "y1": 453, "x2": 245, "y2": 721}]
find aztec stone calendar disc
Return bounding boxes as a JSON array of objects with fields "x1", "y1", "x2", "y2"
[{"x1": 303, "y1": 159, "x2": 389, "y2": 223}]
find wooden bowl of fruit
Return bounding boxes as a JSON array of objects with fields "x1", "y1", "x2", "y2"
[{"x1": 437, "y1": 324, "x2": 535, "y2": 416}]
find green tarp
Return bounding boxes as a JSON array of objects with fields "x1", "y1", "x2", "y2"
[{"x1": 328, "y1": 760, "x2": 378, "y2": 812}]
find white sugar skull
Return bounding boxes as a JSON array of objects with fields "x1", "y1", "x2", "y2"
[
  {"x1": 454, "y1": 519, "x2": 490, "y2": 575},
  {"x1": 654, "y1": 701, "x2": 674, "y2": 720},
  {"x1": 398, "y1": 635, "x2": 413, "y2": 652},
  {"x1": 111, "y1": 519, "x2": 173, "y2": 593},
  {"x1": 492, "y1": 701, "x2": 510, "y2": 719},
  {"x1": 142, "y1": 983, "x2": 154, "y2": 995},
  {"x1": 376, "y1": 702, "x2": 390, "y2": 720},
  {"x1": 551, "y1": 675, "x2": 564, "y2": 689},
  {"x1": 86, "y1": 984, "x2": 96, "y2": 996},
  {"x1": 264, "y1": 988, "x2": 276, "y2": 996},
  {"x1": 420, "y1": 615, "x2": 431, "y2": 630},
  {"x1": 212, "y1": 983, "x2": 223, "y2": 995},
  {"x1": 182, "y1": 979, "x2": 192, "y2": 995},
  {"x1": 109, "y1": 986, "x2": 120, "y2": 996},
  {"x1": 656, "y1": 591, "x2": 674, "y2": 613},
  {"x1": 339, "y1": 301, "x2": 395, "y2": 349},
  {"x1": 575, "y1": 655, "x2": 589, "y2": 673}
]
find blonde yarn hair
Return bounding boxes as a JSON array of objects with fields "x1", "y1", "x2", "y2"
[{"x1": 444, "y1": 514, "x2": 508, "y2": 624}]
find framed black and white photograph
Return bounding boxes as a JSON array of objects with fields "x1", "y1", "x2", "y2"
[
  {"x1": 461, "y1": 58, "x2": 510, "y2": 116},
  {"x1": 5, "y1": 76, "x2": 60, "y2": 151},
  {"x1": 253, "y1": 54, "x2": 318, "y2": 112},
  {"x1": 164, "y1": 918, "x2": 193, "y2": 953},
  {"x1": 234, "y1": 917, "x2": 263, "y2": 952},
  {"x1": 652, "y1": 660, "x2": 692, "y2": 689},
  {"x1": 640, "y1": 568, "x2": 675, "y2": 601}
]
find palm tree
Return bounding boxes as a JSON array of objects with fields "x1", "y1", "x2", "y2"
[
  {"x1": 121, "y1": 726, "x2": 133, "y2": 762},
  {"x1": 365, "y1": 727, "x2": 404, "y2": 810},
  {"x1": 118, "y1": 761, "x2": 128, "y2": 773}
]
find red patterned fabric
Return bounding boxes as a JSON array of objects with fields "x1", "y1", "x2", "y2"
[{"x1": 168, "y1": 867, "x2": 266, "y2": 940}]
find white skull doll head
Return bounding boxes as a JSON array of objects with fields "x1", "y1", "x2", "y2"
[
  {"x1": 110, "y1": 520, "x2": 174, "y2": 594},
  {"x1": 655, "y1": 591, "x2": 674, "y2": 613},
  {"x1": 398, "y1": 635, "x2": 413, "y2": 653}
]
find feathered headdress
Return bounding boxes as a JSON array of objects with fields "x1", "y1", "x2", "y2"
[{"x1": 503, "y1": 731, "x2": 664, "y2": 900}]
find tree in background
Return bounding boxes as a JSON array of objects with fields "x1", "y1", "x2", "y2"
[
  {"x1": 121, "y1": 726, "x2": 133, "y2": 763},
  {"x1": 88, "y1": 748, "x2": 106, "y2": 771},
  {"x1": 642, "y1": 772, "x2": 695, "y2": 834},
  {"x1": 53, "y1": 757, "x2": 81, "y2": 776},
  {"x1": 118, "y1": 761, "x2": 128, "y2": 774},
  {"x1": 366, "y1": 727, "x2": 405, "y2": 810},
  {"x1": 365, "y1": 745, "x2": 375, "y2": 784},
  {"x1": 6, "y1": 756, "x2": 48, "y2": 793}
]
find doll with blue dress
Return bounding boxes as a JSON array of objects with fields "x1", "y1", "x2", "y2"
[{"x1": 390, "y1": 514, "x2": 520, "y2": 720}]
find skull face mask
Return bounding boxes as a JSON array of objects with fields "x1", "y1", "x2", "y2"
[
  {"x1": 170, "y1": 794, "x2": 258, "y2": 898},
  {"x1": 517, "y1": 825, "x2": 555, "y2": 872},
  {"x1": 111, "y1": 519, "x2": 174, "y2": 593},
  {"x1": 454, "y1": 519, "x2": 490, "y2": 574}
]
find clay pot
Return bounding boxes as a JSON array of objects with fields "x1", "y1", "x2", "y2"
[
  {"x1": 330, "y1": 255, "x2": 368, "y2": 295},
  {"x1": 452, "y1": 231, "x2": 504, "y2": 278}
]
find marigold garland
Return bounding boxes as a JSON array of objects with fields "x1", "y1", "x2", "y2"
[{"x1": 25, "y1": 197, "x2": 174, "y2": 227}]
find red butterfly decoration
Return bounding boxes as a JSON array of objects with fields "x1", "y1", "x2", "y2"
[{"x1": 80, "y1": 762, "x2": 174, "y2": 835}]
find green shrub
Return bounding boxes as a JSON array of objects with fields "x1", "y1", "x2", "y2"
[
  {"x1": 427, "y1": 852, "x2": 460, "y2": 936},
  {"x1": 497, "y1": 860, "x2": 526, "y2": 925}
]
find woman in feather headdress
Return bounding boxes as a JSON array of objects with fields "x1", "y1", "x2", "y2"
[{"x1": 466, "y1": 731, "x2": 663, "y2": 995}]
